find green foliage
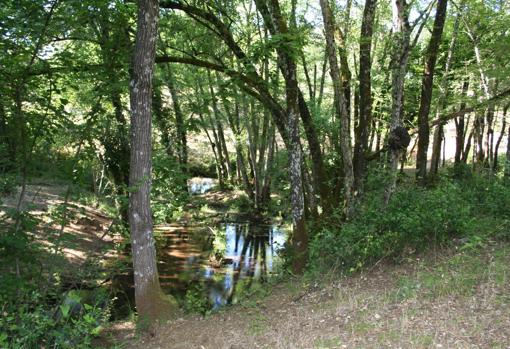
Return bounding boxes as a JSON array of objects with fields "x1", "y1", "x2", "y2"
[
  {"x1": 183, "y1": 284, "x2": 211, "y2": 314},
  {"x1": 309, "y1": 174, "x2": 510, "y2": 274},
  {"x1": 151, "y1": 150, "x2": 189, "y2": 224},
  {"x1": 0, "y1": 174, "x2": 17, "y2": 196},
  {"x1": 393, "y1": 244, "x2": 510, "y2": 301},
  {"x1": 0, "y1": 204, "x2": 112, "y2": 348},
  {"x1": 0, "y1": 290, "x2": 110, "y2": 349}
]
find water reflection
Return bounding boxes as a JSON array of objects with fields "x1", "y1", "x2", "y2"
[
  {"x1": 187, "y1": 177, "x2": 217, "y2": 194},
  {"x1": 205, "y1": 223, "x2": 285, "y2": 309},
  {"x1": 156, "y1": 222, "x2": 286, "y2": 310}
]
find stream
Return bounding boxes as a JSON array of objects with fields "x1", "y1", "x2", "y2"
[
  {"x1": 157, "y1": 222, "x2": 286, "y2": 309},
  {"x1": 113, "y1": 178, "x2": 287, "y2": 315}
]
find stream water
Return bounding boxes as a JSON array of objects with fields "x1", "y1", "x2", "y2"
[
  {"x1": 113, "y1": 178, "x2": 287, "y2": 315},
  {"x1": 157, "y1": 222, "x2": 286, "y2": 309},
  {"x1": 187, "y1": 177, "x2": 217, "y2": 195}
]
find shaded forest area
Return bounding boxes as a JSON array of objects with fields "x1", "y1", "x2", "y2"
[{"x1": 1, "y1": 0, "x2": 509, "y2": 347}]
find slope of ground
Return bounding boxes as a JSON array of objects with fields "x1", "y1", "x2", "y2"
[
  {"x1": 113, "y1": 241, "x2": 509, "y2": 349},
  {"x1": 0, "y1": 183, "x2": 116, "y2": 276}
]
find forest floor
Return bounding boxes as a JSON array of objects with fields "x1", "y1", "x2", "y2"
[
  {"x1": 112, "y1": 239, "x2": 510, "y2": 349},
  {"x1": 3, "y1": 183, "x2": 509, "y2": 348},
  {"x1": 0, "y1": 182, "x2": 117, "y2": 271}
]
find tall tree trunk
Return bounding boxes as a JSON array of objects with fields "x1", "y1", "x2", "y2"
[
  {"x1": 506, "y1": 116, "x2": 510, "y2": 178},
  {"x1": 153, "y1": 81, "x2": 175, "y2": 158},
  {"x1": 415, "y1": 0, "x2": 448, "y2": 181},
  {"x1": 129, "y1": 0, "x2": 173, "y2": 326},
  {"x1": 208, "y1": 74, "x2": 232, "y2": 182},
  {"x1": 254, "y1": 0, "x2": 307, "y2": 273},
  {"x1": 384, "y1": 0, "x2": 412, "y2": 205},
  {"x1": 494, "y1": 105, "x2": 508, "y2": 171},
  {"x1": 454, "y1": 81, "x2": 470, "y2": 164},
  {"x1": 474, "y1": 110, "x2": 486, "y2": 166},
  {"x1": 320, "y1": 0, "x2": 355, "y2": 214},
  {"x1": 353, "y1": 0, "x2": 377, "y2": 192},
  {"x1": 166, "y1": 64, "x2": 188, "y2": 166}
]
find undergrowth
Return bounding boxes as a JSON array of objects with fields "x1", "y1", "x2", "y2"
[{"x1": 308, "y1": 169, "x2": 510, "y2": 275}]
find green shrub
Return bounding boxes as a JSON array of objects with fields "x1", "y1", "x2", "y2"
[
  {"x1": 309, "y1": 178, "x2": 471, "y2": 273},
  {"x1": 0, "y1": 290, "x2": 110, "y2": 349},
  {"x1": 0, "y1": 174, "x2": 16, "y2": 196},
  {"x1": 183, "y1": 284, "x2": 211, "y2": 314}
]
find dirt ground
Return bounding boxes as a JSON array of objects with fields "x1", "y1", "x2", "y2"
[
  {"x1": 3, "y1": 184, "x2": 508, "y2": 349},
  {"x1": 107, "y1": 242, "x2": 510, "y2": 349},
  {"x1": 0, "y1": 183, "x2": 116, "y2": 268}
]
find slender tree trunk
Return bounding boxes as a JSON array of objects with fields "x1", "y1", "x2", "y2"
[
  {"x1": 166, "y1": 64, "x2": 187, "y2": 166},
  {"x1": 430, "y1": 125, "x2": 442, "y2": 174},
  {"x1": 415, "y1": 0, "x2": 448, "y2": 181},
  {"x1": 153, "y1": 81, "x2": 174, "y2": 158},
  {"x1": 462, "y1": 128, "x2": 473, "y2": 163},
  {"x1": 486, "y1": 105, "x2": 495, "y2": 169},
  {"x1": 506, "y1": 117, "x2": 510, "y2": 177},
  {"x1": 254, "y1": 0, "x2": 307, "y2": 273},
  {"x1": 384, "y1": 0, "x2": 412, "y2": 205},
  {"x1": 320, "y1": 0, "x2": 355, "y2": 214},
  {"x1": 474, "y1": 110, "x2": 486, "y2": 166},
  {"x1": 454, "y1": 81, "x2": 469, "y2": 164},
  {"x1": 129, "y1": 0, "x2": 173, "y2": 326},
  {"x1": 494, "y1": 105, "x2": 508, "y2": 171},
  {"x1": 353, "y1": 0, "x2": 377, "y2": 192}
]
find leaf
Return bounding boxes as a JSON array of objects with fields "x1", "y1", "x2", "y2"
[{"x1": 60, "y1": 304, "x2": 70, "y2": 318}]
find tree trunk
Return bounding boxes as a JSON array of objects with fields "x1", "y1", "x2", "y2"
[
  {"x1": 384, "y1": 0, "x2": 412, "y2": 205},
  {"x1": 494, "y1": 105, "x2": 508, "y2": 171},
  {"x1": 166, "y1": 64, "x2": 188, "y2": 166},
  {"x1": 153, "y1": 80, "x2": 175, "y2": 159},
  {"x1": 129, "y1": 0, "x2": 173, "y2": 327},
  {"x1": 454, "y1": 81, "x2": 469, "y2": 164},
  {"x1": 415, "y1": 0, "x2": 448, "y2": 181},
  {"x1": 506, "y1": 116, "x2": 510, "y2": 177},
  {"x1": 254, "y1": 0, "x2": 307, "y2": 273},
  {"x1": 353, "y1": 0, "x2": 377, "y2": 192},
  {"x1": 319, "y1": 0, "x2": 354, "y2": 214}
]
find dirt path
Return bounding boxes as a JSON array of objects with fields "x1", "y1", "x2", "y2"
[
  {"x1": 0, "y1": 183, "x2": 116, "y2": 269},
  {"x1": 110, "y1": 242, "x2": 509, "y2": 349}
]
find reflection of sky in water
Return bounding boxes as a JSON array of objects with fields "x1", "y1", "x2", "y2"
[
  {"x1": 188, "y1": 177, "x2": 216, "y2": 194},
  {"x1": 205, "y1": 223, "x2": 286, "y2": 309}
]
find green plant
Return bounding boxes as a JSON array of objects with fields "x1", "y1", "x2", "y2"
[
  {"x1": 183, "y1": 285, "x2": 211, "y2": 314},
  {"x1": 305, "y1": 171, "x2": 510, "y2": 282},
  {"x1": 0, "y1": 173, "x2": 16, "y2": 196}
]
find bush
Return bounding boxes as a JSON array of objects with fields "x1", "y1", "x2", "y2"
[
  {"x1": 0, "y1": 209, "x2": 112, "y2": 348},
  {"x1": 309, "y1": 178, "x2": 474, "y2": 274},
  {"x1": 0, "y1": 174, "x2": 16, "y2": 196},
  {"x1": 0, "y1": 290, "x2": 110, "y2": 349}
]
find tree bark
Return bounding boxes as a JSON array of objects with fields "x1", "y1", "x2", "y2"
[
  {"x1": 353, "y1": 0, "x2": 377, "y2": 192},
  {"x1": 254, "y1": 0, "x2": 307, "y2": 273},
  {"x1": 494, "y1": 105, "x2": 508, "y2": 171},
  {"x1": 415, "y1": 0, "x2": 448, "y2": 181},
  {"x1": 166, "y1": 64, "x2": 187, "y2": 166},
  {"x1": 320, "y1": 0, "x2": 355, "y2": 214},
  {"x1": 129, "y1": 0, "x2": 173, "y2": 327},
  {"x1": 454, "y1": 81, "x2": 469, "y2": 164},
  {"x1": 506, "y1": 114, "x2": 510, "y2": 177},
  {"x1": 384, "y1": 0, "x2": 412, "y2": 205}
]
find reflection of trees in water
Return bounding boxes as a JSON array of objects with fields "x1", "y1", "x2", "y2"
[{"x1": 226, "y1": 224, "x2": 272, "y2": 304}]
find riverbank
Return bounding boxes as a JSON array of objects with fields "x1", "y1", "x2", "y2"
[{"x1": 107, "y1": 240, "x2": 510, "y2": 348}]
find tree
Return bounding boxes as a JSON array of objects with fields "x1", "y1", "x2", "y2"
[
  {"x1": 354, "y1": 0, "x2": 378, "y2": 193},
  {"x1": 384, "y1": 0, "x2": 412, "y2": 205},
  {"x1": 320, "y1": 0, "x2": 355, "y2": 213},
  {"x1": 415, "y1": 0, "x2": 448, "y2": 181},
  {"x1": 129, "y1": 0, "x2": 173, "y2": 326}
]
